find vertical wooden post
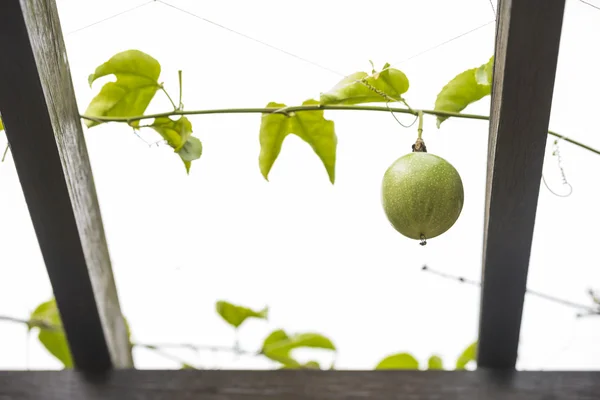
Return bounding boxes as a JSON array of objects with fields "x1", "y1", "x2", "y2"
[
  {"x1": 478, "y1": 0, "x2": 566, "y2": 368},
  {"x1": 0, "y1": 0, "x2": 132, "y2": 370}
]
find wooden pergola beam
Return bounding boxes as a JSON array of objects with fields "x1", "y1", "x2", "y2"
[
  {"x1": 478, "y1": 0, "x2": 566, "y2": 368},
  {"x1": 0, "y1": 0, "x2": 132, "y2": 370},
  {"x1": 1, "y1": 370, "x2": 599, "y2": 399}
]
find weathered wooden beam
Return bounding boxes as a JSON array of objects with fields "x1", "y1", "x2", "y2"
[
  {"x1": 0, "y1": 370, "x2": 598, "y2": 399},
  {"x1": 0, "y1": 0, "x2": 132, "y2": 370},
  {"x1": 478, "y1": 0, "x2": 566, "y2": 368}
]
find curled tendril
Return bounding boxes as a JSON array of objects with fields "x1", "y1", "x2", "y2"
[{"x1": 542, "y1": 138, "x2": 573, "y2": 198}]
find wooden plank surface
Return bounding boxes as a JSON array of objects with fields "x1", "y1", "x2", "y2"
[
  {"x1": 478, "y1": 0, "x2": 566, "y2": 368},
  {"x1": 0, "y1": 0, "x2": 132, "y2": 370},
  {"x1": 0, "y1": 370, "x2": 598, "y2": 400}
]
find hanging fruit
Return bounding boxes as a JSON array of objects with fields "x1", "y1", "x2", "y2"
[{"x1": 381, "y1": 118, "x2": 464, "y2": 245}]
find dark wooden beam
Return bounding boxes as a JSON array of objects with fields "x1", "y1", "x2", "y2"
[
  {"x1": 478, "y1": 0, "x2": 566, "y2": 368},
  {"x1": 0, "y1": 370, "x2": 599, "y2": 399},
  {"x1": 0, "y1": 0, "x2": 132, "y2": 370}
]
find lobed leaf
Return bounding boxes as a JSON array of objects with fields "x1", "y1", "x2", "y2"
[
  {"x1": 215, "y1": 301, "x2": 268, "y2": 329},
  {"x1": 259, "y1": 99, "x2": 337, "y2": 183},
  {"x1": 455, "y1": 342, "x2": 477, "y2": 370},
  {"x1": 434, "y1": 57, "x2": 494, "y2": 128},
  {"x1": 84, "y1": 50, "x2": 161, "y2": 128},
  {"x1": 320, "y1": 63, "x2": 409, "y2": 105},
  {"x1": 375, "y1": 352, "x2": 419, "y2": 370}
]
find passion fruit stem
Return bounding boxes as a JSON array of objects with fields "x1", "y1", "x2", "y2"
[
  {"x1": 412, "y1": 138, "x2": 427, "y2": 153},
  {"x1": 417, "y1": 110, "x2": 424, "y2": 139},
  {"x1": 411, "y1": 111, "x2": 427, "y2": 153}
]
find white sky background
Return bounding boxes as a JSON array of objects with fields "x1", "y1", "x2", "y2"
[{"x1": 1, "y1": 0, "x2": 600, "y2": 370}]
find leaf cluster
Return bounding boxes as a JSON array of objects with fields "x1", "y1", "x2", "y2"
[
  {"x1": 28, "y1": 297, "x2": 475, "y2": 371},
  {"x1": 78, "y1": 51, "x2": 495, "y2": 180}
]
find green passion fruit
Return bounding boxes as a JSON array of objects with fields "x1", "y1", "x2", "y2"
[{"x1": 381, "y1": 152, "x2": 464, "y2": 242}]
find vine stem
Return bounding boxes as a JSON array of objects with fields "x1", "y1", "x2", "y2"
[
  {"x1": 134, "y1": 342, "x2": 257, "y2": 356},
  {"x1": 160, "y1": 85, "x2": 178, "y2": 111},
  {"x1": 0, "y1": 315, "x2": 59, "y2": 331},
  {"x1": 79, "y1": 105, "x2": 600, "y2": 157},
  {"x1": 0, "y1": 314, "x2": 260, "y2": 367},
  {"x1": 1, "y1": 143, "x2": 8, "y2": 162},
  {"x1": 177, "y1": 70, "x2": 183, "y2": 110},
  {"x1": 134, "y1": 343, "x2": 199, "y2": 369},
  {"x1": 421, "y1": 265, "x2": 600, "y2": 315},
  {"x1": 417, "y1": 110, "x2": 424, "y2": 139}
]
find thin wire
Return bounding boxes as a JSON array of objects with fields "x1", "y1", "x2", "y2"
[
  {"x1": 487, "y1": 0, "x2": 497, "y2": 15},
  {"x1": 157, "y1": 0, "x2": 341, "y2": 76},
  {"x1": 157, "y1": 0, "x2": 493, "y2": 92},
  {"x1": 73, "y1": 1, "x2": 493, "y2": 139},
  {"x1": 390, "y1": 20, "x2": 495, "y2": 66},
  {"x1": 65, "y1": 1, "x2": 155, "y2": 36},
  {"x1": 155, "y1": 0, "x2": 428, "y2": 132},
  {"x1": 421, "y1": 265, "x2": 599, "y2": 313},
  {"x1": 580, "y1": 0, "x2": 600, "y2": 11}
]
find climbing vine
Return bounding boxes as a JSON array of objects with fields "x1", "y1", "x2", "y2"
[
  {"x1": 1, "y1": 50, "x2": 597, "y2": 173},
  {"x1": 74, "y1": 50, "x2": 598, "y2": 177},
  {"x1": 0, "y1": 50, "x2": 597, "y2": 369},
  {"x1": 7, "y1": 297, "x2": 477, "y2": 371},
  {"x1": 3, "y1": 50, "x2": 591, "y2": 173}
]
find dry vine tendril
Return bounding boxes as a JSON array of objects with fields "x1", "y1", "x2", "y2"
[{"x1": 542, "y1": 138, "x2": 573, "y2": 197}]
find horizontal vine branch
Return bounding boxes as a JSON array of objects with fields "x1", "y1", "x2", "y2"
[{"x1": 80, "y1": 105, "x2": 600, "y2": 156}]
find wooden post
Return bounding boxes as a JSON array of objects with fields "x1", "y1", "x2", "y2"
[
  {"x1": 0, "y1": 0, "x2": 132, "y2": 370},
  {"x1": 478, "y1": 0, "x2": 566, "y2": 368}
]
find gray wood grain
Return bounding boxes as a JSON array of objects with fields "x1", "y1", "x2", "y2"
[
  {"x1": 0, "y1": 370, "x2": 598, "y2": 400},
  {"x1": 478, "y1": 0, "x2": 566, "y2": 368},
  {"x1": 0, "y1": 0, "x2": 132, "y2": 369}
]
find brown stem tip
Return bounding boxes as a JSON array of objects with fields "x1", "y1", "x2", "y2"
[{"x1": 412, "y1": 138, "x2": 427, "y2": 153}]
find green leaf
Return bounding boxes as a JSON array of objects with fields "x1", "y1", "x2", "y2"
[
  {"x1": 259, "y1": 99, "x2": 337, "y2": 183},
  {"x1": 215, "y1": 301, "x2": 268, "y2": 328},
  {"x1": 261, "y1": 329, "x2": 336, "y2": 367},
  {"x1": 427, "y1": 355, "x2": 444, "y2": 370},
  {"x1": 84, "y1": 50, "x2": 161, "y2": 128},
  {"x1": 0, "y1": 118, "x2": 4, "y2": 131},
  {"x1": 149, "y1": 116, "x2": 202, "y2": 174},
  {"x1": 455, "y1": 342, "x2": 477, "y2": 370},
  {"x1": 181, "y1": 363, "x2": 197, "y2": 369},
  {"x1": 375, "y1": 353, "x2": 419, "y2": 370},
  {"x1": 150, "y1": 116, "x2": 192, "y2": 151},
  {"x1": 29, "y1": 299, "x2": 73, "y2": 368},
  {"x1": 475, "y1": 56, "x2": 494, "y2": 86},
  {"x1": 434, "y1": 57, "x2": 494, "y2": 128},
  {"x1": 179, "y1": 137, "x2": 202, "y2": 162},
  {"x1": 29, "y1": 298, "x2": 133, "y2": 369},
  {"x1": 320, "y1": 62, "x2": 409, "y2": 105}
]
